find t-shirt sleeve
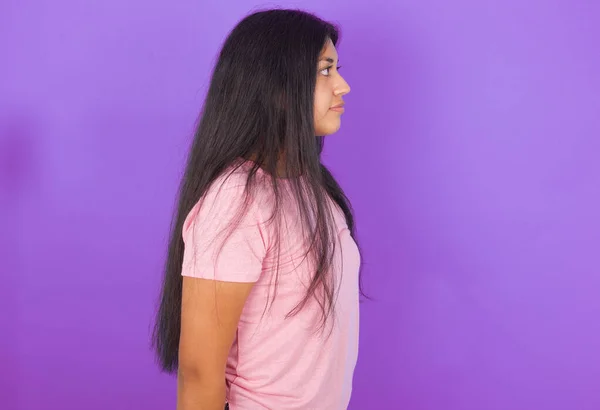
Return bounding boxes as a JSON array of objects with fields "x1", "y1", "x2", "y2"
[{"x1": 181, "y1": 175, "x2": 270, "y2": 283}]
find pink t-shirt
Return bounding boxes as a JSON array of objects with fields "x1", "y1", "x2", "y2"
[{"x1": 181, "y1": 161, "x2": 360, "y2": 410}]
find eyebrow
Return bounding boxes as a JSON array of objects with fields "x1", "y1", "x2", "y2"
[{"x1": 319, "y1": 57, "x2": 337, "y2": 64}]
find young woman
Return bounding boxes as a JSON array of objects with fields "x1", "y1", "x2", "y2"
[{"x1": 153, "y1": 9, "x2": 364, "y2": 410}]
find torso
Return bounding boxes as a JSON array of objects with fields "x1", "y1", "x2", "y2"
[{"x1": 225, "y1": 163, "x2": 361, "y2": 410}]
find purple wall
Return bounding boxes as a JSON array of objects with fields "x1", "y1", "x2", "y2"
[{"x1": 2, "y1": 1, "x2": 599, "y2": 409}]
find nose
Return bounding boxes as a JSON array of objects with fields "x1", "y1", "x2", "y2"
[{"x1": 334, "y1": 74, "x2": 351, "y2": 96}]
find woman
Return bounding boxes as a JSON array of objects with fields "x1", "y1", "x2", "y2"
[{"x1": 153, "y1": 9, "x2": 364, "y2": 410}]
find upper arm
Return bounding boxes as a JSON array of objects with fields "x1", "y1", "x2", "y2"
[
  {"x1": 178, "y1": 174, "x2": 270, "y2": 380},
  {"x1": 181, "y1": 175, "x2": 270, "y2": 283},
  {"x1": 179, "y1": 276, "x2": 254, "y2": 382}
]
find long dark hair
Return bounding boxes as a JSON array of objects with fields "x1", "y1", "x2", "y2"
[{"x1": 152, "y1": 8, "x2": 365, "y2": 374}]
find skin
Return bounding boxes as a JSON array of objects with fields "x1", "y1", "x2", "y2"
[
  {"x1": 314, "y1": 38, "x2": 351, "y2": 136},
  {"x1": 177, "y1": 278, "x2": 252, "y2": 410},
  {"x1": 177, "y1": 39, "x2": 350, "y2": 410}
]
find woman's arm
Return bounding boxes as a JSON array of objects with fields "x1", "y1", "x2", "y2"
[{"x1": 177, "y1": 276, "x2": 254, "y2": 410}]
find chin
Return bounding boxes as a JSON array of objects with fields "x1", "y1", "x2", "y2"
[{"x1": 316, "y1": 121, "x2": 341, "y2": 136}]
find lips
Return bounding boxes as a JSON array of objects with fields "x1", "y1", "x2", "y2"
[{"x1": 330, "y1": 102, "x2": 345, "y2": 112}]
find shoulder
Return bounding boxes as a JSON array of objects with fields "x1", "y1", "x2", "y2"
[
  {"x1": 207, "y1": 160, "x2": 273, "y2": 211},
  {"x1": 183, "y1": 161, "x2": 274, "y2": 234}
]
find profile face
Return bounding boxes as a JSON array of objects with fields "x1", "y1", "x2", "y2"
[{"x1": 314, "y1": 38, "x2": 351, "y2": 136}]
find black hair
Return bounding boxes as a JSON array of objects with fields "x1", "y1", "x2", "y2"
[{"x1": 152, "y1": 8, "x2": 366, "y2": 373}]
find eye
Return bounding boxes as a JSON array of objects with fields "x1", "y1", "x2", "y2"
[
  {"x1": 319, "y1": 66, "x2": 332, "y2": 76},
  {"x1": 319, "y1": 66, "x2": 342, "y2": 77}
]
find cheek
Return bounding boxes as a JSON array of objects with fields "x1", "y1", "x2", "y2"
[{"x1": 314, "y1": 87, "x2": 332, "y2": 118}]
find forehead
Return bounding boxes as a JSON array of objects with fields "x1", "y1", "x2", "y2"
[{"x1": 319, "y1": 38, "x2": 338, "y2": 60}]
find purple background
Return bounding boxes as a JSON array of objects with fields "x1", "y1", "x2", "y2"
[{"x1": 2, "y1": 0, "x2": 599, "y2": 409}]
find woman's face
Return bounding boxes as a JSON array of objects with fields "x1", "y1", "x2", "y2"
[{"x1": 314, "y1": 39, "x2": 351, "y2": 136}]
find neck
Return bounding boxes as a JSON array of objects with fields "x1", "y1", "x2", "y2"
[{"x1": 246, "y1": 153, "x2": 291, "y2": 178}]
